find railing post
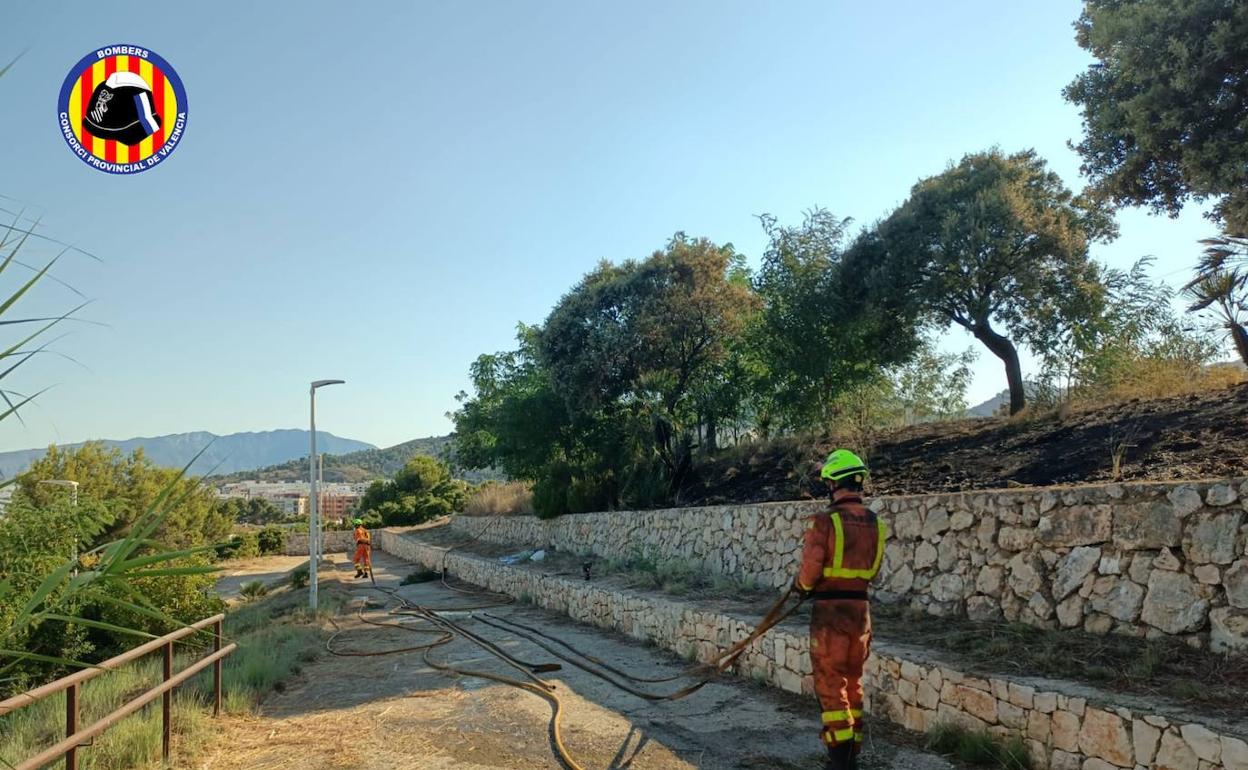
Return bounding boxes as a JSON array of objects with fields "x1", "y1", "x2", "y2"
[
  {"x1": 213, "y1": 618, "x2": 222, "y2": 717},
  {"x1": 162, "y1": 641, "x2": 173, "y2": 762},
  {"x1": 65, "y1": 682, "x2": 79, "y2": 770}
]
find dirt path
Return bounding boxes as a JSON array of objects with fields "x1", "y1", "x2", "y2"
[
  {"x1": 197, "y1": 554, "x2": 952, "y2": 770},
  {"x1": 213, "y1": 556, "x2": 309, "y2": 600}
]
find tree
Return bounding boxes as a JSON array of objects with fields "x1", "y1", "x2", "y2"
[
  {"x1": 1185, "y1": 269, "x2": 1248, "y2": 366},
  {"x1": 216, "y1": 496, "x2": 289, "y2": 526},
  {"x1": 751, "y1": 210, "x2": 922, "y2": 430},
  {"x1": 17, "y1": 443, "x2": 232, "y2": 549},
  {"x1": 1064, "y1": 0, "x2": 1248, "y2": 234},
  {"x1": 875, "y1": 149, "x2": 1113, "y2": 414},
  {"x1": 539, "y1": 234, "x2": 756, "y2": 496},
  {"x1": 358, "y1": 455, "x2": 468, "y2": 526},
  {"x1": 1184, "y1": 235, "x2": 1248, "y2": 365}
]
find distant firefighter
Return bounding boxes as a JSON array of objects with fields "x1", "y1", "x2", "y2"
[
  {"x1": 83, "y1": 71, "x2": 161, "y2": 146},
  {"x1": 794, "y1": 450, "x2": 886, "y2": 770},
  {"x1": 353, "y1": 518, "x2": 372, "y2": 579}
]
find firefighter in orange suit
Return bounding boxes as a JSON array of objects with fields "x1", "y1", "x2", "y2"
[
  {"x1": 795, "y1": 449, "x2": 887, "y2": 770},
  {"x1": 352, "y1": 518, "x2": 372, "y2": 579}
]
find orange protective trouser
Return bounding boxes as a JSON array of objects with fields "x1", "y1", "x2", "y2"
[
  {"x1": 353, "y1": 543, "x2": 371, "y2": 569},
  {"x1": 810, "y1": 600, "x2": 871, "y2": 753}
]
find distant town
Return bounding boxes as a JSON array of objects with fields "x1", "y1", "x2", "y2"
[{"x1": 213, "y1": 480, "x2": 371, "y2": 523}]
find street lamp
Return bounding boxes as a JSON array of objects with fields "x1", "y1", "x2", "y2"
[{"x1": 308, "y1": 379, "x2": 344, "y2": 610}]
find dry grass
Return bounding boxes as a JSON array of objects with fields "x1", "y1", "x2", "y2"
[
  {"x1": 1063, "y1": 359, "x2": 1246, "y2": 413},
  {"x1": 461, "y1": 481, "x2": 534, "y2": 516},
  {"x1": 873, "y1": 604, "x2": 1248, "y2": 715}
]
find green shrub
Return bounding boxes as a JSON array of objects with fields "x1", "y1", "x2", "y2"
[
  {"x1": 239, "y1": 581, "x2": 269, "y2": 602},
  {"x1": 926, "y1": 723, "x2": 1033, "y2": 769},
  {"x1": 289, "y1": 564, "x2": 309, "y2": 589},
  {"x1": 215, "y1": 532, "x2": 261, "y2": 561},
  {"x1": 257, "y1": 526, "x2": 285, "y2": 555}
]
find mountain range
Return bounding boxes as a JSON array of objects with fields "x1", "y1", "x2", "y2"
[{"x1": 0, "y1": 430, "x2": 375, "y2": 480}]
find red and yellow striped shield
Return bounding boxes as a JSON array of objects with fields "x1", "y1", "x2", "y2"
[{"x1": 58, "y1": 45, "x2": 189, "y2": 175}]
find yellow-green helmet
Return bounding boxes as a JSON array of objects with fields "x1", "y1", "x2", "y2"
[
  {"x1": 353, "y1": 518, "x2": 364, "y2": 525},
  {"x1": 820, "y1": 449, "x2": 868, "y2": 484}
]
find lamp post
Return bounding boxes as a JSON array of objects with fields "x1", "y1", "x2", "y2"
[{"x1": 308, "y1": 379, "x2": 344, "y2": 610}]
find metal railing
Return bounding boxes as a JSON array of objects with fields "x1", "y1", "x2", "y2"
[{"x1": 0, "y1": 613, "x2": 236, "y2": 770}]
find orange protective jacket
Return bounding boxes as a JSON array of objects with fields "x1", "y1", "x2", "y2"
[
  {"x1": 796, "y1": 489, "x2": 887, "y2": 595},
  {"x1": 354, "y1": 526, "x2": 371, "y2": 546}
]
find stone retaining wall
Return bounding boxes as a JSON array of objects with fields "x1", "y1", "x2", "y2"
[
  {"x1": 453, "y1": 479, "x2": 1248, "y2": 650},
  {"x1": 281, "y1": 531, "x2": 355, "y2": 556},
  {"x1": 375, "y1": 530, "x2": 1248, "y2": 770}
]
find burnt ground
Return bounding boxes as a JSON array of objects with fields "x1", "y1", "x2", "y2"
[{"x1": 682, "y1": 381, "x2": 1248, "y2": 504}]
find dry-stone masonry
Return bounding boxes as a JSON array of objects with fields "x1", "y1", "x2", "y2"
[
  {"x1": 375, "y1": 529, "x2": 1248, "y2": 770},
  {"x1": 453, "y1": 478, "x2": 1248, "y2": 650},
  {"x1": 282, "y1": 530, "x2": 354, "y2": 556}
]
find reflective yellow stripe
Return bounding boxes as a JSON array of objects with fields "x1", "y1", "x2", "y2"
[
  {"x1": 833, "y1": 727, "x2": 855, "y2": 742},
  {"x1": 854, "y1": 732, "x2": 863, "y2": 742},
  {"x1": 822, "y1": 732, "x2": 833, "y2": 744},
  {"x1": 850, "y1": 708, "x2": 863, "y2": 719},
  {"x1": 822, "y1": 710, "x2": 851, "y2": 723},
  {"x1": 831, "y1": 512, "x2": 845, "y2": 574},
  {"x1": 822, "y1": 514, "x2": 888, "y2": 579},
  {"x1": 798, "y1": 581, "x2": 814, "y2": 591}
]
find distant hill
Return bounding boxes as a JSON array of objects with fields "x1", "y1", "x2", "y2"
[
  {"x1": 210, "y1": 435, "x2": 503, "y2": 484},
  {"x1": 0, "y1": 430, "x2": 375, "y2": 480}
]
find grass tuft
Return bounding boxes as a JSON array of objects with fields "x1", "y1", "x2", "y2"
[{"x1": 925, "y1": 722, "x2": 1033, "y2": 769}]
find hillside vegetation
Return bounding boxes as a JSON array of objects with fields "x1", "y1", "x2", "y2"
[
  {"x1": 211, "y1": 436, "x2": 501, "y2": 484},
  {"x1": 682, "y1": 380, "x2": 1248, "y2": 505}
]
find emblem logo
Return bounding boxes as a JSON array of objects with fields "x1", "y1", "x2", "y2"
[{"x1": 57, "y1": 45, "x2": 188, "y2": 174}]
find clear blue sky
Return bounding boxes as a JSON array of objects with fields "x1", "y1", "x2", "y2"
[{"x1": 0, "y1": 1, "x2": 1220, "y2": 452}]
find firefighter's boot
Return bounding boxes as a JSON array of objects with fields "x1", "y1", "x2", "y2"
[{"x1": 823, "y1": 744, "x2": 853, "y2": 770}]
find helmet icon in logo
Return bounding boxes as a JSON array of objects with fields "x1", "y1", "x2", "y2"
[{"x1": 83, "y1": 71, "x2": 161, "y2": 146}]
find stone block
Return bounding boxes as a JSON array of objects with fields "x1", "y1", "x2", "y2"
[
  {"x1": 1027, "y1": 709, "x2": 1051, "y2": 742},
  {"x1": 1008, "y1": 553, "x2": 1044, "y2": 597},
  {"x1": 999, "y1": 700, "x2": 1026, "y2": 730},
  {"x1": 1052, "y1": 709, "x2": 1081, "y2": 752},
  {"x1": 1034, "y1": 691, "x2": 1057, "y2": 714},
  {"x1": 1114, "y1": 501, "x2": 1184, "y2": 551},
  {"x1": 931, "y1": 574, "x2": 965, "y2": 603},
  {"x1": 1167, "y1": 485, "x2": 1204, "y2": 517},
  {"x1": 1178, "y1": 724, "x2": 1220, "y2": 763},
  {"x1": 1051, "y1": 750, "x2": 1081, "y2": 770},
  {"x1": 1078, "y1": 707, "x2": 1133, "y2": 767},
  {"x1": 1220, "y1": 736, "x2": 1248, "y2": 770},
  {"x1": 1131, "y1": 719, "x2": 1161, "y2": 767},
  {"x1": 1156, "y1": 730, "x2": 1199, "y2": 770},
  {"x1": 1210, "y1": 607, "x2": 1248, "y2": 654},
  {"x1": 922, "y1": 507, "x2": 951, "y2": 539},
  {"x1": 915, "y1": 541, "x2": 938, "y2": 570},
  {"x1": 950, "y1": 511, "x2": 975, "y2": 531},
  {"x1": 893, "y1": 509, "x2": 922, "y2": 540},
  {"x1": 967, "y1": 595, "x2": 1002, "y2": 622},
  {"x1": 1056, "y1": 546, "x2": 1103, "y2": 600},
  {"x1": 1000, "y1": 526, "x2": 1035, "y2": 551},
  {"x1": 1088, "y1": 578, "x2": 1145, "y2": 622},
  {"x1": 1205, "y1": 483, "x2": 1239, "y2": 507},
  {"x1": 953, "y1": 684, "x2": 998, "y2": 724},
  {"x1": 1141, "y1": 571, "x2": 1210, "y2": 634},
  {"x1": 1184, "y1": 512, "x2": 1244, "y2": 565},
  {"x1": 1226, "y1": 560, "x2": 1248, "y2": 609},
  {"x1": 1008, "y1": 682, "x2": 1035, "y2": 710},
  {"x1": 1057, "y1": 594, "x2": 1086, "y2": 628},
  {"x1": 1039, "y1": 505, "x2": 1112, "y2": 547},
  {"x1": 916, "y1": 681, "x2": 940, "y2": 710},
  {"x1": 1082, "y1": 760, "x2": 1117, "y2": 770}
]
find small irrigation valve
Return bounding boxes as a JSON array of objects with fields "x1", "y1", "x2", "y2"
[{"x1": 582, "y1": 561, "x2": 593, "y2": 581}]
